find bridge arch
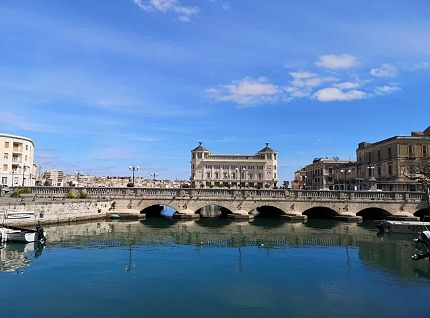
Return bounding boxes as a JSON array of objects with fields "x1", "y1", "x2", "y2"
[
  {"x1": 303, "y1": 206, "x2": 339, "y2": 219},
  {"x1": 254, "y1": 205, "x2": 287, "y2": 218},
  {"x1": 356, "y1": 208, "x2": 391, "y2": 220},
  {"x1": 414, "y1": 208, "x2": 430, "y2": 221}
]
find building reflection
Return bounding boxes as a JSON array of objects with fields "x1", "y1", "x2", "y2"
[
  {"x1": 0, "y1": 242, "x2": 45, "y2": 273},
  {"x1": 40, "y1": 219, "x2": 429, "y2": 281}
]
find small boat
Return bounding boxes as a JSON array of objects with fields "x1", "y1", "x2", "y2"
[
  {"x1": 411, "y1": 230, "x2": 430, "y2": 262},
  {"x1": 0, "y1": 210, "x2": 46, "y2": 243},
  {"x1": 375, "y1": 219, "x2": 430, "y2": 234}
]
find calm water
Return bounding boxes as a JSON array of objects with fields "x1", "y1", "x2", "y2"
[{"x1": 2, "y1": 217, "x2": 430, "y2": 318}]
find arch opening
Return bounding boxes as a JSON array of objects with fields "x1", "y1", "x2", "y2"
[
  {"x1": 414, "y1": 208, "x2": 430, "y2": 221},
  {"x1": 141, "y1": 204, "x2": 178, "y2": 218},
  {"x1": 195, "y1": 205, "x2": 233, "y2": 218},
  {"x1": 357, "y1": 208, "x2": 391, "y2": 220},
  {"x1": 303, "y1": 207, "x2": 338, "y2": 219},
  {"x1": 254, "y1": 206, "x2": 286, "y2": 218}
]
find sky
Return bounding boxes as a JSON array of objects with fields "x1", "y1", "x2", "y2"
[{"x1": 1, "y1": 0, "x2": 430, "y2": 182}]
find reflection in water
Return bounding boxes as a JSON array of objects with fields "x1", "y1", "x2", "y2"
[
  {"x1": 0, "y1": 241, "x2": 45, "y2": 273},
  {"x1": 38, "y1": 218, "x2": 430, "y2": 282}
]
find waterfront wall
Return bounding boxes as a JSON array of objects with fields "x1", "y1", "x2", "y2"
[{"x1": 0, "y1": 198, "x2": 112, "y2": 227}]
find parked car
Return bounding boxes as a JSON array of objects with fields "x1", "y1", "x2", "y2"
[{"x1": 1, "y1": 185, "x2": 10, "y2": 193}]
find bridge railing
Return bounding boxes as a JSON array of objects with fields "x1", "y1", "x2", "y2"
[{"x1": 8, "y1": 186, "x2": 427, "y2": 202}]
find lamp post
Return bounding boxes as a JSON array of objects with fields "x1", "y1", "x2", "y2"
[
  {"x1": 340, "y1": 169, "x2": 351, "y2": 190},
  {"x1": 150, "y1": 172, "x2": 158, "y2": 188},
  {"x1": 236, "y1": 167, "x2": 245, "y2": 188},
  {"x1": 367, "y1": 166, "x2": 376, "y2": 191},
  {"x1": 129, "y1": 165, "x2": 139, "y2": 186},
  {"x1": 10, "y1": 170, "x2": 17, "y2": 187},
  {"x1": 75, "y1": 171, "x2": 84, "y2": 187},
  {"x1": 20, "y1": 165, "x2": 30, "y2": 186}
]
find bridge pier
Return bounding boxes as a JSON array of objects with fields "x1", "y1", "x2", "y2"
[
  {"x1": 335, "y1": 214, "x2": 363, "y2": 223},
  {"x1": 173, "y1": 209, "x2": 200, "y2": 219},
  {"x1": 280, "y1": 214, "x2": 308, "y2": 222},
  {"x1": 227, "y1": 209, "x2": 255, "y2": 220},
  {"x1": 386, "y1": 212, "x2": 419, "y2": 221}
]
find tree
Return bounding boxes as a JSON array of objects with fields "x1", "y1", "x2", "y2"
[{"x1": 401, "y1": 157, "x2": 430, "y2": 208}]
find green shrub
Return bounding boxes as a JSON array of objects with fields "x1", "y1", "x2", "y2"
[
  {"x1": 66, "y1": 190, "x2": 77, "y2": 199},
  {"x1": 78, "y1": 190, "x2": 89, "y2": 199}
]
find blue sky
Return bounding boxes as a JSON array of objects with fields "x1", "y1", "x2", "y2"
[{"x1": 1, "y1": 0, "x2": 429, "y2": 182}]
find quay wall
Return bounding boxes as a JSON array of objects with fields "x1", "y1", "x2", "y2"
[{"x1": 0, "y1": 198, "x2": 113, "y2": 227}]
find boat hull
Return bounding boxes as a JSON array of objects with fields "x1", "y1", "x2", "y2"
[{"x1": 376, "y1": 220, "x2": 430, "y2": 234}]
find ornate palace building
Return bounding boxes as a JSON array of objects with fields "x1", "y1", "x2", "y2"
[{"x1": 190, "y1": 142, "x2": 278, "y2": 188}]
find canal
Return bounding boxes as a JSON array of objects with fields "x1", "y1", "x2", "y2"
[{"x1": 1, "y1": 217, "x2": 430, "y2": 318}]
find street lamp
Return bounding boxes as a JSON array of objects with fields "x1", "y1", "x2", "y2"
[
  {"x1": 340, "y1": 169, "x2": 351, "y2": 190},
  {"x1": 20, "y1": 165, "x2": 30, "y2": 186},
  {"x1": 150, "y1": 172, "x2": 158, "y2": 188},
  {"x1": 367, "y1": 166, "x2": 375, "y2": 179},
  {"x1": 129, "y1": 165, "x2": 139, "y2": 186},
  {"x1": 75, "y1": 172, "x2": 84, "y2": 187},
  {"x1": 236, "y1": 167, "x2": 246, "y2": 188},
  {"x1": 10, "y1": 170, "x2": 18, "y2": 187}
]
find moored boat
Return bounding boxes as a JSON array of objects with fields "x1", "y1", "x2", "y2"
[
  {"x1": 375, "y1": 219, "x2": 430, "y2": 234},
  {"x1": 0, "y1": 210, "x2": 46, "y2": 243}
]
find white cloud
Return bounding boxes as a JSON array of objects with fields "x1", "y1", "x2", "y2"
[
  {"x1": 374, "y1": 85, "x2": 400, "y2": 95},
  {"x1": 222, "y1": 3, "x2": 230, "y2": 11},
  {"x1": 132, "y1": 0, "x2": 198, "y2": 21},
  {"x1": 399, "y1": 62, "x2": 430, "y2": 71},
  {"x1": 313, "y1": 87, "x2": 366, "y2": 102},
  {"x1": 206, "y1": 77, "x2": 281, "y2": 105},
  {"x1": 333, "y1": 82, "x2": 360, "y2": 89},
  {"x1": 284, "y1": 71, "x2": 337, "y2": 98},
  {"x1": 370, "y1": 64, "x2": 398, "y2": 77},
  {"x1": 315, "y1": 54, "x2": 358, "y2": 69}
]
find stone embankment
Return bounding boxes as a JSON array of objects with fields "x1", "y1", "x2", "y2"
[{"x1": 0, "y1": 197, "x2": 143, "y2": 227}]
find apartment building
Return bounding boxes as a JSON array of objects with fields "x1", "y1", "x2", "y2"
[
  {"x1": 302, "y1": 157, "x2": 357, "y2": 190},
  {"x1": 190, "y1": 142, "x2": 278, "y2": 188},
  {"x1": 0, "y1": 133, "x2": 36, "y2": 187},
  {"x1": 43, "y1": 169, "x2": 64, "y2": 187},
  {"x1": 356, "y1": 126, "x2": 430, "y2": 191}
]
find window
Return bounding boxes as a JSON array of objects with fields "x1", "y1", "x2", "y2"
[
  {"x1": 388, "y1": 147, "x2": 392, "y2": 159},
  {"x1": 231, "y1": 165, "x2": 237, "y2": 170},
  {"x1": 205, "y1": 165, "x2": 212, "y2": 169},
  {"x1": 247, "y1": 166, "x2": 255, "y2": 170},
  {"x1": 267, "y1": 154, "x2": 272, "y2": 160},
  {"x1": 377, "y1": 166, "x2": 381, "y2": 177},
  {"x1": 258, "y1": 173, "x2": 262, "y2": 180},
  {"x1": 409, "y1": 145, "x2": 414, "y2": 154},
  {"x1": 377, "y1": 150, "x2": 381, "y2": 161},
  {"x1": 206, "y1": 172, "x2": 211, "y2": 178},
  {"x1": 328, "y1": 168, "x2": 333, "y2": 175},
  {"x1": 249, "y1": 173, "x2": 253, "y2": 179},
  {"x1": 388, "y1": 165, "x2": 392, "y2": 175},
  {"x1": 222, "y1": 165, "x2": 229, "y2": 169},
  {"x1": 423, "y1": 145, "x2": 428, "y2": 156},
  {"x1": 197, "y1": 153, "x2": 202, "y2": 159},
  {"x1": 224, "y1": 172, "x2": 229, "y2": 179},
  {"x1": 4, "y1": 153, "x2": 8, "y2": 159},
  {"x1": 274, "y1": 154, "x2": 277, "y2": 160},
  {"x1": 257, "y1": 165, "x2": 264, "y2": 170},
  {"x1": 214, "y1": 165, "x2": 220, "y2": 169},
  {"x1": 215, "y1": 172, "x2": 219, "y2": 179},
  {"x1": 26, "y1": 145, "x2": 28, "y2": 151},
  {"x1": 192, "y1": 153, "x2": 196, "y2": 159},
  {"x1": 240, "y1": 165, "x2": 246, "y2": 170},
  {"x1": 2, "y1": 164, "x2": 7, "y2": 171},
  {"x1": 1, "y1": 177, "x2": 7, "y2": 185},
  {"x1": 4, "y1": 142, "x2": 9, "y2": 148}
]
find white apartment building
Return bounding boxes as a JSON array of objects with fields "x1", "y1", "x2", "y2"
[
  {"x1": 190, "y1": 142, "x2": 279, "y2": 188},
  {"x1": 0, "y1": 133, "x2": 36, "y2": 187},
  {"x1": 43, "y1": 169, "x2": 64, "y2": 187}
]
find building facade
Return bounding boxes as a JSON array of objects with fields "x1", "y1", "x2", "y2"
[
  {"x1": 301, "y1": 157, "x2": 357, "y2": 190},
  {"x1": 356, "y1": 126, "x2": 430, "y2": 191},
  {"x1": 0, "y1": 133, "x2": 36, "y2": 187},
  {"x1": 190, "y1": 142, "x2": 279, "y2": 188},
  {"x1": 43, "y1": 169, "x2": 64, "y2": 187}
]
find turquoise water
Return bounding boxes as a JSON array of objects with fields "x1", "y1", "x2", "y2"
[{"x1": 2, "y1": 218, "x2": 430, "y2": 318}]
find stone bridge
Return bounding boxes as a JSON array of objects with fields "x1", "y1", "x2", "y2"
[{"x1": 24, "y1": 187, "x2": 430, "y2": 221}]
